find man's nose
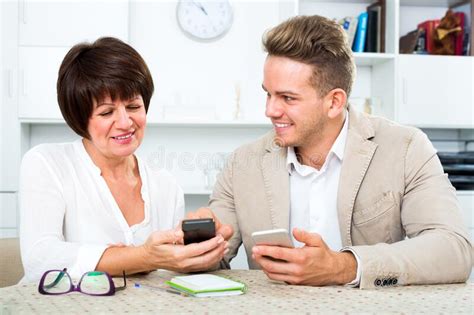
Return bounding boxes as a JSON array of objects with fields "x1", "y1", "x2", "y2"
[{"x1": 265, "y1": 97, "x2": 283, "y2": 118}]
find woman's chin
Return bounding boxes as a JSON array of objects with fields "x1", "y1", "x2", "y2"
[{"x1": 108, "y1": 145, "x2": 138, "y2": 158}]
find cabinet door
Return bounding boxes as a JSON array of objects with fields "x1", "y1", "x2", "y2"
[
  {"x1": 19, "y1": 0, "x2": 129, "y2": 46},
  {"x1": 1, "y1": 0, "x2": 21, "y2": 191},
  {"x1": 398, "y1": 55, "x2": 474, "y2": 128},
  {"x1": 18, "y1": 47, "x2": 68, "y2": 120}
]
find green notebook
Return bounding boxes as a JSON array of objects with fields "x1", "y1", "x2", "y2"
[{"x1": 166, "y1": 274, "x2": 246, "y2": 297}]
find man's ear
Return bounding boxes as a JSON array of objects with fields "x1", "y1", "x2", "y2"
[{"x1": 325, "y1": 88, "x2": 347, "y2": 119}]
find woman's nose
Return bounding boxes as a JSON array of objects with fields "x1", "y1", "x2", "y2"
[{"x1": 115, "y1": 107, "x2": 132, "y2": 129}]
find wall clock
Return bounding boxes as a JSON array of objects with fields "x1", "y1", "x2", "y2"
[{"x1": 176, "y1": 0, "x2": 233, "y2": 41}]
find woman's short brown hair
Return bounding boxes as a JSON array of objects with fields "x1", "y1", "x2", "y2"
[
  {"x1": 262, "y1": 15, "x2": 355, "y2": 99},
  {"x1": 57, "y1": 37, "x2": 154, "y2": 139}
]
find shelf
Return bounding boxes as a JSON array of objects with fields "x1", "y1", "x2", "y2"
[
  {"x1": 148, "y1": 120, "x2": 271, "y2": 128},
  {"x1": 183, "y1": 188, "x2": 212, "y2": 195},
  {"x1": 400, "y1": 0, "x2": 466, "y2": 7},
  {"x1": 20, "y1": 118, "x2": 65, "y2": 124},
  {"x1": 300, "y1": 0, "x2": 376, "y2": 4},
  {"x1": 414, "y1": 124, "x2": 474, "y2": 130},
  {"x1": 19, "y1": 118, "x2": 272, "y2": 128},
  {"x1": 184, "y1": 188, "x2": 474, "y2": 197},
  {"x1": 19, "y1": 119, "x2": 472, "y2": 130},
  {"x1": 457, "y1": 190, "x2": 474, "y2": 196},
  {"x1": 354, "y1": 53, "x2": 395, "y2": 66}
]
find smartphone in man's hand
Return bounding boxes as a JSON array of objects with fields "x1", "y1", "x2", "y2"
[{"x1": 251, "y1": 229, "x2": 294, "y2": 248}]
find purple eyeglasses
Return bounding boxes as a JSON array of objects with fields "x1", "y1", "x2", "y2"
[{"x1": 38, "y1": 268, "x2": 126, "y2": 296}]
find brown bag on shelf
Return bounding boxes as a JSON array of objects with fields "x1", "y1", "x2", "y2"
[{"x1": 432, "y1": 9, "x2": 462, "y2": 55}]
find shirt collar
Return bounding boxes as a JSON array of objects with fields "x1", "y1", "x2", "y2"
[{"x1": 286, "y1": 110, "x2": 349, "y2": 174}]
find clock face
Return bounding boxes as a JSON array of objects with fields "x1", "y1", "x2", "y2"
[{"x1": 176, "y1": 0, "x2": 233, "y2": 41}]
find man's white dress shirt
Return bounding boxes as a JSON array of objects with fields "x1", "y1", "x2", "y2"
[
  {"x1": 287, "y1": 113, "x2": 361, "y2": 284},
  {"x1": 19, "y1": 139, "x2": 184, "y2": 282}
]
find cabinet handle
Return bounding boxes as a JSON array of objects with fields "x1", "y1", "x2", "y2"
[
  {"x1": 21, "y1": 0, "x2": 28, "y2": 24},
  {"x1": 8, "y1": 69, "x2": 13, "y2": 98},
  {"x1": 402, "y1": 77, "x2": 407, "y2": 105},
  {"x1": 21, "y1": 70, "x2": 27, "y2": 96}
]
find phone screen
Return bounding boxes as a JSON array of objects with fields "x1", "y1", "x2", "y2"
[
  {"x1": 182, "y1": 218, "x2": 216, "y2": 245},
  {"x1": 251, "y1": 229, "x2": 294, "y2": 248}
]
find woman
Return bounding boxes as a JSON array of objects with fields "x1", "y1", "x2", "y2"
[{"x1": 19, "y1": 37, "x2": 229, "y2": 282}]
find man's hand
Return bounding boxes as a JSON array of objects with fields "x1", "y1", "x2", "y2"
[
  {"x1": 252, "y1": 228, "x2": 357, "y2": 286},
  {"x1": 186, "y1": 207, "x2": 234, "y2": 241},
  {"x1": 141, "y1": 228, "x2": 228, "y2": 273}
]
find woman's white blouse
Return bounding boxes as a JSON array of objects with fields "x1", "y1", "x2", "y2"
[{"x1": 19, "y1": 139, "x2": 184, "y2": 282}]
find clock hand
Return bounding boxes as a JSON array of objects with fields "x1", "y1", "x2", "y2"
[{"x1": 191, "y1": 0, "x2": 208, "y2": 16}]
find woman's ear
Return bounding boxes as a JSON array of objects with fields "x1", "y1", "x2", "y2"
[{"x1": 326, "y1": 88, "x2": 347, "y2": 119}]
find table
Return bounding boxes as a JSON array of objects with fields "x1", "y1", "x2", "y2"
[{"x1": 0, "y1": 270, "x2": 472, "y2": 314}]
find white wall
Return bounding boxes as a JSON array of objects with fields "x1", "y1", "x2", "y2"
[
  {"x1": 130, "y1": 1, "x2": 282, "y2": 122},
  {"x1": 399, "y1": 6, "x2": 447, "y2": 37}
]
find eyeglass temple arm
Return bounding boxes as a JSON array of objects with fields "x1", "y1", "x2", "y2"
[{"x1": 115, "y1": 271, "x2": 127, "y2": 291}]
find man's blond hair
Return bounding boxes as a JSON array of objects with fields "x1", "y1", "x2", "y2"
[{"x1": 263, "y1": 15, "x2": 355, "y2": 99}]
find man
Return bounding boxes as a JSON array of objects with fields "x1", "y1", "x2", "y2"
[{"x1": 189, "y1": 15, "x2": 472, "y2": 288}]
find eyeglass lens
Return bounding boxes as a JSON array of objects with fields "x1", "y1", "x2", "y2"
[
  {"x1": 42, "y1": 270, "x2": 71, "y2": 294},
  {"x1": 80, "y1": 272, "x2": 112, "y2": 295}
]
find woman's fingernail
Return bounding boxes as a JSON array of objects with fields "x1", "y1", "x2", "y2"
[
  {"x1": 217, "y1": 235, "x2": 224, "y2": 244},
  {"x1": 224, "y1": 248, "x2": 229, "y2": 255}
]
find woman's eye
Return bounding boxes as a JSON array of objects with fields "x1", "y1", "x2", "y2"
[
  {"x1": 99, "y1": 111, "x2": 112, "y2": 116},
  {"x1": 127, "y1": 105, "x2": 141, "y2": 110}
]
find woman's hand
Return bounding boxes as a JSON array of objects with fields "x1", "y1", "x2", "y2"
[{"x1": 141, "y1": 228, "x2": 228, "y2": 273}]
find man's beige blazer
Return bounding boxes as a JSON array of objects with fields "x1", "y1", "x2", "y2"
[{"x1": 209, "y1": 107, "x2": 472, "y2": 289}]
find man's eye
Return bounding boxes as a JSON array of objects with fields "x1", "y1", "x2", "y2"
[{"x1": 284, "y1": 96, "x2": 294, "y2": 102}]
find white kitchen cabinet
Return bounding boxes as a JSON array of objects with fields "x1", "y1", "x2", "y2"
[
  {"x1": 397, "y1": 55, "x2": 473, "y2": 128},
  {"x1": 296, "y1": 0, "x2": 473, "y2": 126},
  {"x1": 1, "y1": 0, "x2": 21, "y2": 192},
  {"x1": 18, "y1": 47, "x2": 69, "y2": 120},
  {"x1": 19, "y1": 0, "x2": 129, "y2": 47}
]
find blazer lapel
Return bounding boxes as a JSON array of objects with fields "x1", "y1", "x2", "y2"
[
  {"x1": 262, "y1": 136, "x2": 290, "y2": 230},
  {"x1": 337, "y1": 108, "x2": 378, "y2": 246}
]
